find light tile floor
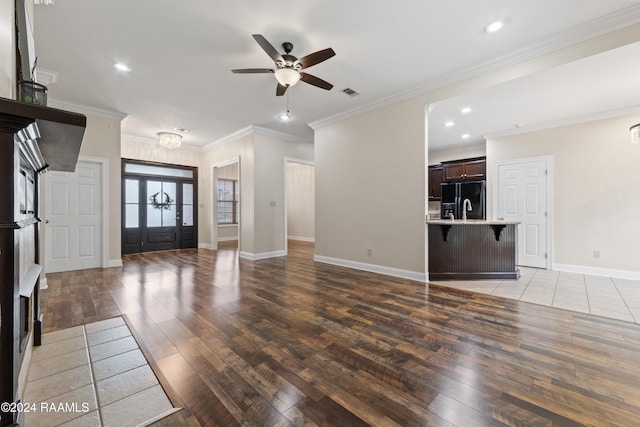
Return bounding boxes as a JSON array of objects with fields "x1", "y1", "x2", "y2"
[
  {"x1": 23, "y1": 317, "x2": 177, "y2": 427},
  {"x1": 432, "y1": 267, "x2": 640, "y2": 324}
]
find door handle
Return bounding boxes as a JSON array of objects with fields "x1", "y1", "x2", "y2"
[{"x1": 44, "y1": 219, "x2": 49, "y2": 224}]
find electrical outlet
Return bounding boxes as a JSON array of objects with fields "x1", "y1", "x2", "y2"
[{"x1": 593, "y1": 250, "x2": 600, "y2": 259}]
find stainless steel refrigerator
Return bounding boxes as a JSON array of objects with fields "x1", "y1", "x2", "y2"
[{"x1": 440, "y1": 180, "x2": 486, "y2": 220}]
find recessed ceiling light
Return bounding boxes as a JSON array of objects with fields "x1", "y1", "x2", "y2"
[
  {"x1": 174, "y1": 127, "x2": 190, "y2": 133},
  {"x1": 445, "y1": 121, "x2": 455, "y2": 127},
  {"x1": 279, "y1": 112, "x2": 291, "y2": 121},
  {"x1": 484, "y1": 21, "x2": 504, "y2": 33},
  {"x1": 461, "y1": 134, "x2": 470, "y2": 139},
  {"x1": 461, "y1": 107, "x2": 472, "y2": 114},
  {"x1": 114, "y1": 63, "x2": 131, "y2": 72}
]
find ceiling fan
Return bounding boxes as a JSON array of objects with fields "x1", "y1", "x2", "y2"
[{"x1": 232, "y1": 34, "x2": 335, "y2": 96}]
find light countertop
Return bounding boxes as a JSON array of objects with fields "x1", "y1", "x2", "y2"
[{"x1": 427, "y1": 219, "x2": 521, "y2": 225}]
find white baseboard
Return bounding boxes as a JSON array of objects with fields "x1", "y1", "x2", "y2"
[
  {"x1": 314, "y1": 255, "x2": 426, "y2": 282},
  {"x1": 107, "y1": 259, "x2": 123, "y2": 268},
  {"x1": 217, "y1": 237, "x2": 239, "y2": 242},
  {"x1": 553, "y1": 263, "x2": 640, "y2": 280},
  {"x1": 288, "y1": 235, "x2": 315, "y2": 243},
  {"x1": 39, "y1": 277, "x2": 48, "y2": 290},
  {"x1": 198, "y1": 243, "x2": 215, "y2": 249},
  {"x1": 240, "y1": 250, "x2": 287, "y2": 260}
]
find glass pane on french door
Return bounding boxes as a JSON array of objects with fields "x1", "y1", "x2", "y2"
[{"x1": 146, "y1": 180, "x2": 177, "y2": 227}]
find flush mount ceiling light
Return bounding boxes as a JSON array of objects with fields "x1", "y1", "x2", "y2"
[
  {"x1": 157, "y1": 132, "x2": 182, "y2": 149},
  {"x1": 114, "y1": 63, "x2": 131, "y2": 72},
  {"x1": 631, "y1": 123, "x2": 640, "y2": 144},
  {"x1": 274, "y1": 68, "x2": 301, "y2": 87},
  {"x1": 484, "y1": 21, "x2": 504, "y2": 33}
]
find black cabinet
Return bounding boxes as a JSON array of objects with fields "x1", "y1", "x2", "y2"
[
  {"x1": 443, "y1": 157, "x2": 486, "y2": 181},
  {"x1": 428, "y1": 165, "x2": 443, "y2": 200}
]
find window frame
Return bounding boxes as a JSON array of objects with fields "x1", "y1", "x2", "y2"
[{"x1": 217, "y1": 178, "x2": 239, "y2": 225}]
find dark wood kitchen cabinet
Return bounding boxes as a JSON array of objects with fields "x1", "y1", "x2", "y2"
[
  {"x1": 428, "y1": 165, "x2": 444, "y2": 200},
  {"x1": 443, "y1": 157, "x2": 486, "y2": 181}
]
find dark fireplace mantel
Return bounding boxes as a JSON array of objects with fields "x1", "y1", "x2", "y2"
[{"x1": 0, "y1": 96, "x2": 86, "y2": 426}]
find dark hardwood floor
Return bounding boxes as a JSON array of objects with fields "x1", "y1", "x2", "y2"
[{"x1": 41, "y1": 241, "x2": 640, "y2": 426}]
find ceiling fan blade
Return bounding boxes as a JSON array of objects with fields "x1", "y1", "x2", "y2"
[
  {"x1": 295, "y1": 48, "x2": 335, "y2": 69},
  {"x1": 252, "y1": 34, "x2": 284, "y2": 64},
  {"x1": 300, "y1": 72, "x2": 333, "y2": 91},
  {"x1": 231, "y1": 68, "x2": 274, "y2": 74},
  {"x1": 276, "y1": 83, "x2": 288, "y2": 96}
]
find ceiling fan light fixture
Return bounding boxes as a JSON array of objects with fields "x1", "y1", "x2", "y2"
[
  {"x1": 274, "y1": 68, "x2": 301, "y2": 87},
  {"x1": 157, "y1": 132, "x2": 182, "y2": 149},
  {"x1": 631, "y1": 123, "x2": 640, "y2": 144},
  {"x1": 484, "y1": 21, "x2": 504, "y2": 33}
]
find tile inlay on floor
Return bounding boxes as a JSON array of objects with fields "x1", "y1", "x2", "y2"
[{"x1": 22, "y1": 317, "x2": 178, "y2": 427}]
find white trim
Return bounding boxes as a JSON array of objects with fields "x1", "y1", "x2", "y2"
[
  {"x1": 78, "y1": 155, "x2": 111, "y2": 269},
  {"x1": 314, "y1": 255, "x2": 426, "y2": 282},
  {"x1": 288, "y1": 236, "x2": 315, "y2": 243},
  {"x1": 493, "y1": 155, "x2": 553, "y2": 270},
  {"x1": 39, "y1": 276, "x2": 48, "y2": 290},
  {"x1": 485, "y1": 105, "x2": 640, "y2": 140},
  {"x1": 240, "y1": 250, "x2": 287, "y2": 260},
  {"x1": 204, "y1": 126, "x2": 254, "y2": 150},
  {"x1": 107, "y1": 259, "x2": 123, "y2": 268},
  {"x1": 217, "y1": 223, "x2": 239, "y2": 228},
  {"x1": 47, "y1": 98, "x2": 128, "y2": 121},
  {"x1": 204, "y1": 125, "x2": 312, "y2": 151},
  {"x1": 553, "y1": 263, "x2": 640, "y2": 281},
  {"x1": 198, "y1": 243, "x2": 214, "y2": 250},
  {"x1": 217, "y1": 237, "x2": 238, "y2": 242},
  {"x1": 253, "y1": 125, "x2": 312, "y2": 144},
  {"x1": 309, "y1": 5, "x2": 640, "y2": 131}
]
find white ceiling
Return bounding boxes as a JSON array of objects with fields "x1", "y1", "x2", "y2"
[{"x1": 31, "y1": 0, "x2": 640, "y2": 149}]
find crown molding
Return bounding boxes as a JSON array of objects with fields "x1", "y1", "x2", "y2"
[
  {"x1": 204, "y1": 125, "x2": 311, "y2": 151},
  {"x1": 122, "y1": 133, "x2": 204, "y2": 152},
  {"x1": 203, "y1": 126, "x2": 254, "y2": 150},
  {"x1": 47, "y1": 98, "x2": 128, "y2": 121},
  {"x1": 484, "y1": 104, "x2": 640, "y2": 140},
  {"x1": 310, "y1": 5, "x2": 640, "y2": 130},
  {"x1": 252, "y1": 125, "x2": 313, "y2": 144}
]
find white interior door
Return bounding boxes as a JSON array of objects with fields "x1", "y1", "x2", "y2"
[
  {"x1": 496, "y1": 158, "x2": 549, "y2": 268},
  {"x1": 45, "y1": 161, "x2": 103, "y2": 273}
]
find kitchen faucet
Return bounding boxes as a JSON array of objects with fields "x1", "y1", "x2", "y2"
[{"x1": 462, "y1": 198, "x2": 472, "y2": 221}]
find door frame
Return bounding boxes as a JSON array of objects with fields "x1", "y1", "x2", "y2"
[
  {"x1": 283, "y1": 157, "x2": 315, "y2": 255},
  {"x1": 121, "y1": 158, "x2": 198, "y2": 254},
  {"x1": 493, "y1": 155, "x2": 553, "y2": 270},
  {"x1": 211, "y1": 157, "x2": 241, "y2": 252},
  {"x1": 42, "y1": 155, "x2": 109, "y2": 275}
]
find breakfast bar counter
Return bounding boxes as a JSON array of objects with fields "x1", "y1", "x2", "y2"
[{"x1": 427, "y1": 219, "x2": 520, "y2": 280}]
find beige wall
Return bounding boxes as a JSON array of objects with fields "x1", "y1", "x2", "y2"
[
  {"x1": 315, "y1": 96, "x2": 427, "y2": 276},
  {"x1": 428, "y1": 143, "x2": 486, "y2": 165},
  {"x1": 80, "y1": 115, "x2": 123, "y2": 264},
  {"x1": 313, "y1": 23, "x2": 640, "y2": 280},
  {"x1": 205, "y1": 134, "x2": 254, "y2": 251},
  {"x1": 0, "y1": 0, "x2": 15, "y2": 98},
  {"x1": 487, "y1": 114, "x2": 640, "y2": 275},
  {"x1": 286, "y1": 162, "x2": 315, "y2": 241},
  {"x1": 253, "y1": 133, "x2": 314, "y2": 255}
]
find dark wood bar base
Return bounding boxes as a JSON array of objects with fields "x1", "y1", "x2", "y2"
[{"x1": 428, "y1": 221, "x2": 519, "y2": 281}]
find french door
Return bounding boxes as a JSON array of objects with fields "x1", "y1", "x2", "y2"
[{"x1": 122, "y1": 160, "x2": 197, "y2": 254}]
